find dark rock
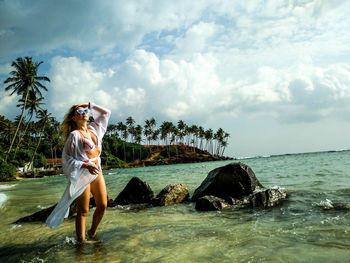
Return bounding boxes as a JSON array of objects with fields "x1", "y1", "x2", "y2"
[
  {"x1": 226, "y1": 196, "x2": 250, "y2": 207},
  {"x1": 195, "y1": 195, "x2": 230, "y2": 211},
  {"x1": 192, "y1": 162, "x2": 263, "y2": 202},
  {"x1": 89, "y1": 195, "x2": 115, "y2": 208},
  {"x1": 114, "y1": 177, "x2": 154, "y2": 205},
  {"x1": 249, "y1": 188, "x2": 287, "y2": 208},
  {"x1": 107, "y1": 198, "x2": 116, "y2": 208},
  {"x1": 14, "y1": 202, "x2": 77, "y2": 224},
  {"x1": 152, "y1": 184, "x2": 190, "y2": 206},
  {"x1": 15, "y1": 193, "x2": 118, "y2": 224}
]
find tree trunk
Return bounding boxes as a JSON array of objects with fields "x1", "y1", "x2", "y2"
[
  {"x1": 30, "y1": 123, "x2": 46, "y2": 174},
  {"x1": 14, "y1": 114, "x2": 33, "y2": 158},
  {"x1": 5, "y1": 87, "x2": 29, "y2": 161}
]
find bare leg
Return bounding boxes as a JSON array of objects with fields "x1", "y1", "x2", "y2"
[
  {"x1": 75, "y1": 185, "x2": 90, "y2": 242},
  {"x1": 88, "y1": 173, "x2": 107, "y2": 238}
]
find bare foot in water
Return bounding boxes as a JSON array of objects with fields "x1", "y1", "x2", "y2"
[
  {"x1": 87, "y1": 229, "x2": 98, "y2": 240},
  {"x1": 83, "y1": 239, "x2": 100, "y2": 244},
  {"x1": 88, "y1": 229, "x2": 96, "y2": 238},
  {"x1": 77, "y1": 238, "x2": 100, "y2": 244}
]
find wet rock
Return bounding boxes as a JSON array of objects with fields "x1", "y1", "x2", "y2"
[
  {"x1": 107, "y1": 198, "x2": 116, "y2": 208},
  {"x1": 249, "y1": 188, "x2": 287, "y2": 208},
  {"x1": 116, "y1": 203, "x2": 153, "y2": 210},
  {"x1": 226, "y1": 197, "x2": 250, "y2": 207},
  {"x1": 89, "y1": 195, "x2": 115, "y2": 208},
  {"x1": 195, "y1": 195, "x2": 230, "y2": 211},
  {"x1": 192, "y1": 162, "x2": 263, "y2": 202},
  {"x1": 152, "y1": 184, "x2": 190, "y2": 206},
  {"x1": 114, "y1": 177, "x2": 154, "y2": 205},
  {"x1": 14, "y1": 202, "x2": 77, "y2": 224}
]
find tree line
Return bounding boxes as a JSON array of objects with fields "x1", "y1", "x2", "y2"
[{"x1": 108, "y1": 117, "x2": 230, "y2": 156}]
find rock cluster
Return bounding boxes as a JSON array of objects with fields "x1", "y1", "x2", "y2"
[
  {"x1": 193, "y1": 162, "x2": 287, "y2": 211},
  {"x1": 14, "y1": 162, "x2": 288, "y2": 224}
]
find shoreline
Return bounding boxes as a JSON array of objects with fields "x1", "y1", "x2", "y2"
[
  {"x1": 3, "y1": 157, "x2": 234, "y2": 182},
  {"x1": 2, "y1": 144, "x2": 235, "y2": 182}
]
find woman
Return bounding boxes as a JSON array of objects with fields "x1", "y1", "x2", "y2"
[{"x1": 46, "y1": 102, "x2": 111, "y2": 243}]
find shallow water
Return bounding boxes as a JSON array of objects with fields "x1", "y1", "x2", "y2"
[{"x1": 1, "y1": 151, "x2": 350, "y2": 262}]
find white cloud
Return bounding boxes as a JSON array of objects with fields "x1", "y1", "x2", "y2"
[
  {"x1": 48, "y1": 56, "x2": 107, "y2": 118},
  {"x1": 0, "y1": 63, "x2": 11, "y2": 76},
  {"x1": 174, "y1": 22, "x2": 223, "y2": 58},
  {"x1": 47, "y1": 47, "x2": 350, "y2": 127},
  {"x1": 0, "y1": 0, "x2": 209, "y2": 59},
  {"x1": 2, "y1": 0, "x2": 350, "y2": 156},
  {"x1": 0, "y1": 90, "x2": 16, "y2": 118}
]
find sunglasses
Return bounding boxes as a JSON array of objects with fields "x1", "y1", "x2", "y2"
[{"x1": 76, "y1": 108, "x2": 89, "y2": 115}]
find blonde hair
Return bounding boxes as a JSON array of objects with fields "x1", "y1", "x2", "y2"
[{"x1": 62, "y1": 105, "x2": 79, "y2": 141}]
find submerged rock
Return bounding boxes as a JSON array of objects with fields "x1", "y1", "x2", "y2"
[
  {"x1": 114, "y1": 177, "x2": 154, "y2": 206},
  {"x1": 192, "y1": 162, "x2": 263, "y2": 202},
  {"x1": 249, "y1": 188, "x2": 287, "y2": 208},
  {"x1": 152, "y1": 184, "x2": 190, "y2": 206},
  {"x1": 195, "y1": 195, "x2": 230, "y2": 211},
  {"x1": 16, "y1": 194, "x2": 115, "y2": 224},
  {"x1": 14, "y1": 202, "x2": 77, "y2": 224}
]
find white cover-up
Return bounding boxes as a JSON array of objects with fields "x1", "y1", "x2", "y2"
[{"x1": 46, "y1": 102, "x2": 110, "y2": 229}]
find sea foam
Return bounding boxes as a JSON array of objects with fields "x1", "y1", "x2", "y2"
[
  {"x1": 0, "y1": 184, "x2": 16, "y2": 190},
  {"x1": 0, "y1": 193, "x2": 7, "y2": 208}
]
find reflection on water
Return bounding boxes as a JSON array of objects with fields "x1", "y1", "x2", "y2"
[{"x1": 1, "y1": 152, "x2": 350, "y2": 262}]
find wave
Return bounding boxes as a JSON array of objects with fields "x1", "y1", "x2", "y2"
[
  {"x1": 313, "y1": 199, "x2": 350, "y2": 211},
  {"x1": 0, "y1": 184, "x2": 16, "y2": 191},
  {"x1": 237, "y1": 149, "x2": 350, "y2": 160},
  {"x1": 236, "y1": 155, "x2": 271, "y2": 160},
  {"x1": 0, "y1": 193, "x2": 7, "y2": 208}
]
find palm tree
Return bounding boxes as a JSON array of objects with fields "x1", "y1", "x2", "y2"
[
  {"x1": 13, "y1": 90, "x2": 44, "y2": 158},
  {"x1": 0, "y1": 116, "x2": 15, "y2": 149},
  {"x1": 205, "y1": 129, "x2": 214, "y2": 154},
  {"x1": 144, "y1": 119, "x2": 155, "y2": 145},
  {"x1": 126, "y1": 116, "x2": 135, "y2": 142},
  {"x1": 108, "y1": 124, "x2": 119, "y2": 137},
  {"x1": 135, "y1": 125, "x2": 143, "y2": 160},
  {"x1": 116, "y1": 121, "x2": 126, "y2": 138},
  {"x1": 214, "y1": 128, "x2": 224, "y2": 155},
  {"x1": 3, "y1": 57, "x2": 50, "y2": 161},
  {"x1": 30, "y1": 109, "x2": 51, "y2": 172},
  {"x1": 185, "y1": 124, "x2": 192, "y2": 146},
  {"x1": 151, "y1": 129, "x2": 160, "y2": 145},
  {"x1": 198, "y1": 126, "x2": 205, "y2": 150},
  {"x1": 190, "y1": 125, "x2": 199, "y2": 149},
  {"x1": 177, "y1": 120, "x2": 186, "y2": 144},
  {"x1": 221, "y1": 132, "x2": 230, "y2": 156}
]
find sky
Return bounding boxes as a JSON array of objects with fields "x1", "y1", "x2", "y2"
[{"x1": 1, "y1": 0, "x2": 350, "y2": 158}]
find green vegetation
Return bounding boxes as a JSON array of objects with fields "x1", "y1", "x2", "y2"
[
  {"x1": 1, "y1": 56, "x2": 230, "y2": 181},
  {"x1": 0, "y1": 159, "x2": 17, "y2": 181},
  {"x1": 3, "y1": 56, "x2": 50, "y2": 162},
  {"x1": 112, "y1": 116, "x2": 230, "y2": 156}
]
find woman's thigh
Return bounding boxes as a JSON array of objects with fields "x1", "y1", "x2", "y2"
[
  {"x1": 76, "y1": 184, "x2": 91, "y2": 213},
  {"x1": 90, "y1": 173, "x2": 107, "y2": 206}
]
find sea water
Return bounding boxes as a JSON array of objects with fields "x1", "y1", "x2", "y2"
[{"x1": 0, "y1": 151, "x2": 349, "y2": 262}]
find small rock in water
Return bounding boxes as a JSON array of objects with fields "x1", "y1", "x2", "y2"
[
  {"x1": 152, "y1": 184, "x2": 190, "y2": 206},
  {"x1": 319, "y1": 199, "x2": 334, "y2": 209},
  {"x1": 249, "y1": 188, "x2": 287, "y2": 208},
  {"x1": 64, "y1": 236, "x2": 77, "y2": 245},
  {"x1": 195, "y1": 195, "x2": 230, "y2": 211}
]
